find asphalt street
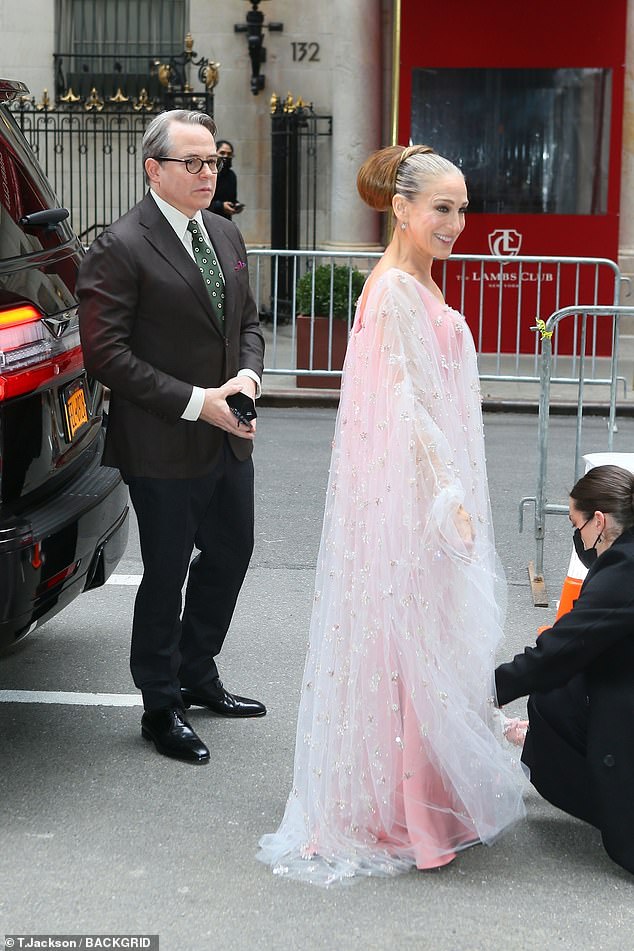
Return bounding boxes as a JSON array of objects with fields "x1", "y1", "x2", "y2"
[{"x1": 1, "y1": 406, "x2": 634, "y2": 951}]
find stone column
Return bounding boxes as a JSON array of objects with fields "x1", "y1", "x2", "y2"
[
  {"x1": 619, "y1": 0, "x2": 634, "y2": 286},
  {"x1": 324, "y1": 0, "x2": 383, "y2": 251}
]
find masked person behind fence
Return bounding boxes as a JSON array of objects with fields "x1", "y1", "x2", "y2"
[
  {"x1": 496, "y1": 464, "x2": 634, "y2": 876},
  {"x1": 209, "y1": 140, "x2": 243, "y2": 221},
  {"x1": 256, "y1": 145, "x2": 526, "y2": 886}
]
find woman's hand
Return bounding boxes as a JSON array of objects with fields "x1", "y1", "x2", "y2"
[{"x1": 455, "y1": 504, "x2": 475, "y2": 549}]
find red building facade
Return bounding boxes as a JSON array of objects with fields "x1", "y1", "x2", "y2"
[{"x1": 395, "y1": 0, "x2": 628, "y2": 351}]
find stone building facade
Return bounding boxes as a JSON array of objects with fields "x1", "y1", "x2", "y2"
[{"x1": 0, "y1": 0, "x2": 633, "y2": 284}]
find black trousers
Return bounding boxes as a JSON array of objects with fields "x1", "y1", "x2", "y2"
[
  {"x1": 521, "y1": 674, "x2": 598, "y2": 828},
  {"x1": 126, "y1": 439, "x2": 254, "y2": 711}
]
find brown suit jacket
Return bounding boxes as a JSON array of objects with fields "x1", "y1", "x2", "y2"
[{"x1": 77, "y1": 193, "x2": 264, "y2": 478}]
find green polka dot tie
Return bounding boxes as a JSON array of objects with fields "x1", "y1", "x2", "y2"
[{"x1": 187, "y1": 219, "x2": 225, "y2": 326}]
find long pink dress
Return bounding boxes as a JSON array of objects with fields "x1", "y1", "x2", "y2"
[{"x1": 257, "y1": 268, "x2": 525, "y2": 884}]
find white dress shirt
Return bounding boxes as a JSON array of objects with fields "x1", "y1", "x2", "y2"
[{"x1": 149, "y1": 189, "x2": 261, "y2": 421}]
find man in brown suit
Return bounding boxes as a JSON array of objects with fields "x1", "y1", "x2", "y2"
[{"x1": 78, "y1": 110, "x2": 265, "y2": 763}]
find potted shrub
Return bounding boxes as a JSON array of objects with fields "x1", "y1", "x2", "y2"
[{"x1": 295, "y1": 264, "x2": 366, "y2": 388}]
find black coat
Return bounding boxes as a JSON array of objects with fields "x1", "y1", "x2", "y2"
[
  {"x1": 495, "y1": 528, "x2": 634, "y2": 872},
  {"x1": 210, "y1": 167, "x2": 238, "y2": 219}
]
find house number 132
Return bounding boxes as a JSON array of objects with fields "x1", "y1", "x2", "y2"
[{"x1": 291, "y1": 42, "x2": 320, "y2": 62}]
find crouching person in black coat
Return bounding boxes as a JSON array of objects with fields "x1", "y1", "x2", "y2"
[{"x1": 496, "y1": 464, "x2": 634, "y2": 875}]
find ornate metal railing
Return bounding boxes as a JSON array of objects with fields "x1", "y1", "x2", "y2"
[
  {"x1": 11, "y1": 96, "x2": 153, "y2": 241},
  {"x1": 53, "y1": 33, "x2": 219, "y2": 114},
  {"x1": 10, "y1": 35, "x2": 219, "y2": 242},
  {"x1": 267, "y1": 94, "x2": 332, "y2": 318}
]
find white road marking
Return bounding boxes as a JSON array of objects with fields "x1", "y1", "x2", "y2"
[
  {"x1": 0, "y1": 690, "x2": 143, "y2": 706},
  {"x1": 106, "y1": 574, "x2": 142, "y2": 585}
]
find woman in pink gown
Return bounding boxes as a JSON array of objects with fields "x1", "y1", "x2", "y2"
[{"x1": 257, "y1": 145, "x2": 525, "y2": 885}]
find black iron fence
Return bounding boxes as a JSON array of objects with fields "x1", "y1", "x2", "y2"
[
  {"x1": 9, "y1": 86, "x2": 332, "y2": 256},
  {"x1": 268, "y1": 94, "x2": 332, "y2": 318},
  {"x1": 53, "y1": 43, "x2": 217, "y2": 116},
  {"x1": 12, "y1": 97, "x2": 154, "y2": 242},
  {"x1": 10, "y1": 32, "x2": 217, "y2": 242}
]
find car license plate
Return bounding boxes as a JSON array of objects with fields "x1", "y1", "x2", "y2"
[{"x1": 63, "y1": 379, "x2": 89, "y2": 440}]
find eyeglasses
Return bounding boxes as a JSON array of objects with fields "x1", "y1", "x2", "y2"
[{"x1": 156, "y1": 156, "x2": 224, "y2": 174}]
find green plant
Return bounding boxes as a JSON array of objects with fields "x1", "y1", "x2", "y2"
[{"x1": 296, "y1": 264, "x2": 366, "y2": 319}]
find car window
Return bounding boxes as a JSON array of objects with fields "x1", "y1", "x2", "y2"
[{"x1": 0, "y1": 109, "x2": 72, "y2": 260}]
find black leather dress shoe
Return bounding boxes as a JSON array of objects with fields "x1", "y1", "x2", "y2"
[
  {"x1": 181, "y1": 680, "x2": 266, "y2": 718},
  {"x1": 141, "y1": 707, "x2": 210, "y2": 763}
]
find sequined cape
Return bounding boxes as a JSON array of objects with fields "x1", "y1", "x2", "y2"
[{"x1": 257, "y1": 268, "x2": 526, "y2": 885}]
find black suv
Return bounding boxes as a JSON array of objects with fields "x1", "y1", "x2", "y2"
[{"x1": 0, "y1": 79, "x2": 129, "y2": 652}]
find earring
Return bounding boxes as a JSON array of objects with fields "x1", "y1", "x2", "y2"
[{"x1": 400, "y1": 223, "x2": 407, "y2": 231}]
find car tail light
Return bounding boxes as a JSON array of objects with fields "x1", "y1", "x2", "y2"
[
  {"x1": 0, "y1": 303, "x2": 83, "y2": 400},
  {"x1": 36, "y1": 560, "x2": 81, "y2": 595},
  {"x1": 0, "y1": 303, "x2": 46, "y2": 348}
]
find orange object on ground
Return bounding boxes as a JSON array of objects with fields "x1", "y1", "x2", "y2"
[
  {"x1": 555, "y1": 545, "x2": 588, "y2": 621},
  {"x1": 537, "y1": 546, "x2": 587, "y2": 636},
  {"x1": 555, "y1": 574, "x2": 584, "y2": 620}
]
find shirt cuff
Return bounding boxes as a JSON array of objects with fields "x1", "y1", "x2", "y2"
[
  {"x1": 237, "y1": 368, "x2": 262, "y2": 399},
  {"x1": 181, "y1": 386, "x2": 205, "y2": 421},
  {"x1": 182, "y1": 372, "x2": 261, "y2": 421}
]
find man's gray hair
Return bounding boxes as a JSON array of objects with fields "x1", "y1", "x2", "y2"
[{"x1": 142, "y1": 110, "x2": 217, "y2": 176}]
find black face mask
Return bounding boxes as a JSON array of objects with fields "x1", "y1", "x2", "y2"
[
  {"x1": 221, "y1": 156, "x2": 233, "y2": 170},
  {"x1": 572, "y1": 517, "x2": 601, "y2": 569}
]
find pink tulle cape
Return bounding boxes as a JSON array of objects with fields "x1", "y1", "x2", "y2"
[{"x1": 257, "y1": 269, "x2": 526, "y2": 885}]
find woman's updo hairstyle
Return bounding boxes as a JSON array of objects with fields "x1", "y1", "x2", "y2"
[
  {"x1": 357, "y1": 144, "x2": 464, "y2": 211},
  {"x1": 570, "y1": 465, "x2": 634, "y2": 533}
]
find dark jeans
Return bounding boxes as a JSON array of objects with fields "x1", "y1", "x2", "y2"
[
  {"x1": 127, "y1": 439, "x2": 254, "y2": 711},
  {"x1": 522, "y1": 674, "x2": 598, "y2": 828}
]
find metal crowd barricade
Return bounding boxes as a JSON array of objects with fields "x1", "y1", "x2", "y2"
[
  {"x1": 247, "y1": 250, "x2": 626, "y2": 391},
  {"x1": 519, "y1": 304, "x2": 634, "y2": 606},
  {"x1": 437, "y1": 254, "x2": 625, "y2": 393},
  {"x1": 248, "y1": 249, "x2": 381, "y2": 384}
]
